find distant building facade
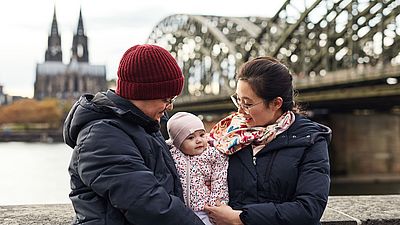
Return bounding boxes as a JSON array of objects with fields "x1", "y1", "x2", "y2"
[
  {"x1": 0, "y1": 84, "x2": 23, "y2": 105},
  {"x1": 0, "y1": 85, "x2": 5, "y2": 105},
  {"x1": 34, "y1": 8, "x2": 107, "y2": 100}
]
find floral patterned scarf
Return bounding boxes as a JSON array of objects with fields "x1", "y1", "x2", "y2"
[{"x1": 209, "y1": 111, "x2": 295, "y2": 155}]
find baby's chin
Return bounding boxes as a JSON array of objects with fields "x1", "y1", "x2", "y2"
[{"x1": 188, "y1": 148, "x2": 206, "y2": 156}]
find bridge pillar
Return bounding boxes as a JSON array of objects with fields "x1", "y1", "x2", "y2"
[{"x1": 328, "y1": 112, "x2": 400, "y2": 176}]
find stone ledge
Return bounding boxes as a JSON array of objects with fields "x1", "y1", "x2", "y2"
[
  {"x1": 321, "y1": 195, "x2": 400, "y2": 225},
  {"x1": 0, "y1": 204, "x2": 74, "y2": 225},
  {"x1": 1, "y1": 195, "x2": 399, "y2": 224}
]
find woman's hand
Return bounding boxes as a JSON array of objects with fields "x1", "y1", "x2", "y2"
[{"x1": 204, "y1": 200, "x2": 243, "y2": 225}]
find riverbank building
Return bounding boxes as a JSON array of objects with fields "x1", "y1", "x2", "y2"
[{"x1": 34, "y1": 8, "x2": 107, "y2": 100}]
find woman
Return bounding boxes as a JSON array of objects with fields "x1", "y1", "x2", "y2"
[{"x1": 205, "y1": 56, "x2": 331, "y2": 225}]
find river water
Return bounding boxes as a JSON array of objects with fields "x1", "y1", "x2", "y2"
[
  {"x1": 1, "y1": 142, "x2": 399, "y2": 206},
  {"x1": 0, "y1": 142, "x2": 72, "y2": 205}
]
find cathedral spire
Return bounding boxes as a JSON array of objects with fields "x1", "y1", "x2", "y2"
[
  {"x1": 71, "y1": 7, "x2": 89, "y2": 62},
  {"x1": 45, "y1": 5, "x2": 62, "y2": 62},
  {"x1": 76, "y1": 7, "x2": 85, "y2": 36},
  {"x1": 51, "y1": 5, "x2": 59, "y2": 35}
]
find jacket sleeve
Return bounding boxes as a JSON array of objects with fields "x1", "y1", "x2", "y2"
[
  {"x1": 209, "y1": 148, "x2": 229, "y2": 205},
  {"x1": 77, "y1": 122, "x2": 205, "y2": 225},
  {"x1": 239, "y1": 137, "x2": 330, "y2": 225}
]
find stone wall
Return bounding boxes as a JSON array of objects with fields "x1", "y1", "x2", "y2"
[
  {"x1": 321, "y1": 195, "x2": 400, "y2": 224},
  {"x1": 1, "y1": 195, "x2": 399, "y2": 225}
]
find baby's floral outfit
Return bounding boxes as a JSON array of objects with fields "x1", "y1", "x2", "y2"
[{"x1": 169, "y1": 146, "x2": 229, "y2": 211}]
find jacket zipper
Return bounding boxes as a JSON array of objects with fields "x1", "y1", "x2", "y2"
[{"x1": 186, "y1": 156, "x2": 191, "y2": 208}]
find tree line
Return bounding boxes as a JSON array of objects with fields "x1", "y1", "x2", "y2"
[{"x1": 0, "y1": 98, "x2": 72, "y2": 130}]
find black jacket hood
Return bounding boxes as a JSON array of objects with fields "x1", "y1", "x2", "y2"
[{"x1": 63, "y1": 90, "x2": 160, "y2": 148}]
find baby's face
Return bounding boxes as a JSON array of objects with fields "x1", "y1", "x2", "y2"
[{"x1": 180, "y1": 129, "x2": 208, "y2": 156}]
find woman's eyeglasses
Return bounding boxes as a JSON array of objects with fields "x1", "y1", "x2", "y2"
[{"x1": 230, "y1": 94, "x2": 263, "y2": 113}]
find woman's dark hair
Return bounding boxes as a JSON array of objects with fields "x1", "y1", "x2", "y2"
[{"x1": 237, "y1": 56, "x2": 302, "y2": 113}]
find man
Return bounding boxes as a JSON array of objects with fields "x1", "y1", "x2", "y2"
[{"x1": 63, "y1": 44, "x2": 205, "y2": 225}]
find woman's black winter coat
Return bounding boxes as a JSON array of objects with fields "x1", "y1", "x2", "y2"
[
  {"x1": 228, "y1": 115, "x2": 331, "y2": 225},
  {"x1": 63, "y1": 90, "x2": 204, "y2": 225}
]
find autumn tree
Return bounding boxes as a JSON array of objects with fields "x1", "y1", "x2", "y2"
[{"x1": 0, "y1": 98, "x2": 63, "y2": 129}]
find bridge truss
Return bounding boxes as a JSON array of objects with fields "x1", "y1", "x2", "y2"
[{"x1": 147, "y1": 0, "x2": 400, "y2": 112}]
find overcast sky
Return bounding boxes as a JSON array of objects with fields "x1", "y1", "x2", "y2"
[{"x1": 0, "y1": 0, "x2": 285, "y2": 97}]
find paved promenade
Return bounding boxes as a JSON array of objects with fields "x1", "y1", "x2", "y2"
[{"x1": 1, "y1": 195, "x2": 399, "y2": 224}]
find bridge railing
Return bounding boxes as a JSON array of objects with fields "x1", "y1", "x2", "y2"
[{"x1": 294, "y1": 64, "x2": 400, "y2": 90}]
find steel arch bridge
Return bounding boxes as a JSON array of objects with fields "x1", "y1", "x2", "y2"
[{"x1": 147, "y1": 0, "x2": 400, "y2": 113}]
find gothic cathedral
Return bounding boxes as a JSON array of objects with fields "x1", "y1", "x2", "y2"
[{"x1": 34, "y1": 7, "x2": 107, "y2": 100}]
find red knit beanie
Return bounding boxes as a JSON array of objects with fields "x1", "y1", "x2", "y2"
[{"x1": 116, "y1": 44, "x2": 184, "y2": 100}]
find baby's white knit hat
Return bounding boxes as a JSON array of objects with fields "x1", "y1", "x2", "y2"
[{"x1": 167, "y1": 112, "x2": 205, "y2": 148}]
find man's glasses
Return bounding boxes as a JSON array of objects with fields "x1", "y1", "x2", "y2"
[
  {"x1": 230, "y1": 94, "x2": 264, "y2": 113},
  {"x1": 163, "y1": 96, "x2": 178, "y2": 107}
]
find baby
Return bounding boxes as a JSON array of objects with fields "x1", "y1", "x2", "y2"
[{"x1": 167, "y1": 112, "x2": 228, "y2": 225}]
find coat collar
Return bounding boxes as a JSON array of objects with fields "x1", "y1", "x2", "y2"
[{"x1": 103, "y1": 90, "x2": 161, "y2": 133}]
